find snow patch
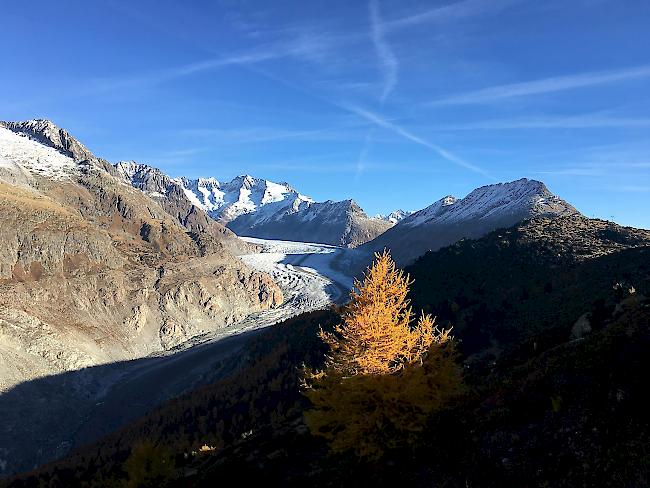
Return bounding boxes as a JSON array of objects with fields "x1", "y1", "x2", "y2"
[{"x1": 0, "y1": 127, "x2": 78, "y2": 180}]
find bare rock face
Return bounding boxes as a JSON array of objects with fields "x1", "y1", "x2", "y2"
[
  {"x1": 113, "y1": 161, "x2": 256, "y2": 255},
  {"x1": 0, "y1": 122, "x2": 283, "y2": 392}
]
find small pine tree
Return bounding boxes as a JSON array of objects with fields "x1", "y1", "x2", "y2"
[
  {"x1": 122, "y1": 440, "x2": 175, "y2": 488},
  {"x1": 304, "y1": 251, "x2": 461, "y2": 459}
]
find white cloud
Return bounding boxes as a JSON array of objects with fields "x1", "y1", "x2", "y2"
[
  {"x1": 426, "y1": 114, "x2": 650, "y2": 130},
  {"x1": 384, "y1": 0, "x2": 520, "y2": 31},
  {"x1": 369, "y1": 0, "x2": 398, "y2": 103},
  {"x1": 429, "y1": 65, "x2": 650, "y2": 105},
  {"x1": 346, "y1": 105, "x2": 493, "y2": 178}
]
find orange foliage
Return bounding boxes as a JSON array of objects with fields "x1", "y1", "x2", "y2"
[
  {"x1": 319, "y1": 250, "x2": 451, "y2": 376},
  {"x1": 304, "y1": 251, "x2": 461, "y2": 459}
]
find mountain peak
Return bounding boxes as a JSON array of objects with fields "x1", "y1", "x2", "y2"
[
  {"x1": 196, "y1": 176, "x2": 220, "y2": 187},
  {"x1": 364, "y1": 178, "x2": 579, "y2": 265},
  {"x1": 231, "y1": 174, "x2": 257, "y2": 188},
  {"x1": 440, "y1": 195, "x2": 457, "y2": 206},
  {"x1": 459, "y1": 178, "x2": 575, "y2": 222},
  {"x1": 469, "y1": 178, "x2": 548, "y2": 197},
  {"x1": 0, "y1": 119, "x2": 96, "y2": 161},
  {"x1": 376, "y1": 209, "x2": 413, "y2": 224},
  {"x1": 115, "y1": 160, "x2": 154, "y2": 176}
]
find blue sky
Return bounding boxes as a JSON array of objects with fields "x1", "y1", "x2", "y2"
[{"x1": 2, "y1": 0, "x2": 649, "y2": 227}]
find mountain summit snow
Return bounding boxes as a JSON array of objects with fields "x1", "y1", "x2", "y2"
[
  {"x1": 116, "y1": 161, "x2": 392, "y2": 248},
  {"x1": 177, "y1": 173, "x2": 313, "y2": 224},
  {"x1": 376, "y1": 209, "x2": 413, "y2": 224},
  {"x1": 0, "y1": 119, "x2": 97, "y2": 162},
  {"x1": 361, "y1": 178, "x2": 579, "y2": 265}
]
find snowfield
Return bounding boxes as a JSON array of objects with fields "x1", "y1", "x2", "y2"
[{"x1": 0, "y1": 126, "x2": 78, "y2": 180}]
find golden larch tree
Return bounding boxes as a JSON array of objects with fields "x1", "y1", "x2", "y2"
[
  {"x1": 319, "y1": 250, "x2": 449, "y2": 376},
  {"x1": 304, "y1": 250, "x2": 461, "y2": 459}
]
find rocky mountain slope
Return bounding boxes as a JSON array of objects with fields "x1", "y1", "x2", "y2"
[
  {"x1": 228, "y1": 197, "x2": 393, "y2": 247},
  {"x1": 117, "y1": 162, "x2": 392, "y2": 247},
  {"x1": 361, "y1": 178, "x2": 578, "y2": 265},
  {"x1": 0, "y1": 121, "x2": 282, "y2": 394},
  {"x1": 0, "y1": 119, "x2": 97, "y2": 162},
  {"x1": 111, "y1": 162, "x2": 253, "y2": 255},
  {"x1": 11, "y1": 215, "x2": 650, "y2": 487}
]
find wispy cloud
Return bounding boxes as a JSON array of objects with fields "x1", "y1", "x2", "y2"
[
  {"x1": 532, "y1": 157, "x2": 650, "y2": 178},
  {"x1": 429, "y1": 64, "x2": 650, "y2": 105},
  {"x1": 85, "y1": 51, "x2": 279, "y2": 95},
  {"x1": 534, "y1": 168, "x2": 606, "y2": 177},
  {"x1": 426, "y1": 114, "x2": 650, "y2": 130},
  {"x1": 180, "y1": 120, "x2": 373, "y2": 144},
  {"x1": 127, "y1": 147, "x2": 208, "y2": 166},
  {"x1": 369, "y1": 0, "x2": 398, "y2": 103},
  {"x1": 611, "y1": 185, "x2": 650, "y2": 193},
  {"x1": 84, "y1": 33, "x2": 348, "y2": 96},
  {"x1": 384, "y1": 0, "x2": 520, "y2": 31},
  {"x1": 84, "y1": 0, "x2": 522, "y2": 99},
  {"x1": 346, "y1": 105, "x2": 493, "y2": 178},
  {"x1": 356, "y1": 131, "x2": 374, "y2": 177},
  {"x1": 251, "y1": 160, "x2": 447, "y2": 175}
]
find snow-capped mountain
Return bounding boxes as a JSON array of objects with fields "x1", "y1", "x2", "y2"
[
  {"x1": 401, "y1": 179, "x2": 573, "y2": 228},
  {"x1": 0, "y1": 124, "x2": 81, "y2": 181},
  {"x1": 0, "y1": 119, "x2": 96, "y2": 162},
  {"x1": 376, "y1": 209, "x2": 413, "y2": 224},
  {"x1": 229, "y1": 197, "x2": 393, "y2": 247},
  {"x1": 116, "y1": 162, "x2": 392, "y2": 247},
  {"x1": 116, "y1": 162, "x2": 313, "y2": 226},
  {"x1": 0, "y1": 119, "x2": 578, "y2": 259},
  {"x1": 361, "y1": 178, "x2": 579, "y2": 265},
  {"x1": 177, "y1": 174, "x2": 313, "y2": 224}
]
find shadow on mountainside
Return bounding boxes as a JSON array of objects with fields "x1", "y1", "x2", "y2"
[
  {"x1": 3, "y1": 309, "x2": 337, "y2": 487},
  {"x1": 406, "y1": 226, "x2": 650, "y2": 359},
  {"x1": 0, "y1": 328, "x2": 265, "y2": 477}
]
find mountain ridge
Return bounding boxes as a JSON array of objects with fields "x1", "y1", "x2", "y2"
[
  {"x1": 116, "y1": 160, "x2": 393, "y2": 248},
  {"x1": 1, "y1": 119, "x2": 580, "y2": 255},
  {"x1": 0, "y1": 119, "x2": 97, "y2": 162},
  {"x1": 361, "y1": 177, "x2": 579, "y2": 265}
]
